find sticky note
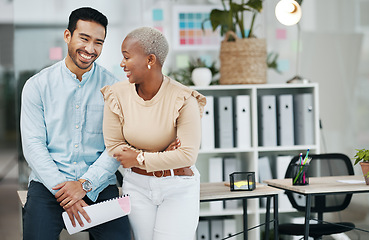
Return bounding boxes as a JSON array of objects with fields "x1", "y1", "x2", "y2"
[
  {"x1": 277, "y1": 59, "x2": 290, "y2": 72},
  {"x1": 176, "y1": 55, "x2": 189, "y2": 68},
  {"x1": 154, "y1": 26, "x2": 163, "y2": 33},
  {"x1": 152, "y1": 9, "x2": 163, "y2": 21},
  {"x1": 292, "y1": 39, "x2": 302, "y2": 52},
  {"x1": 49, "y1": 47, "x2": 63, "y2": 60},
  {"x1": 276, "y1": 28, "x2": 287, "y2": 39}
]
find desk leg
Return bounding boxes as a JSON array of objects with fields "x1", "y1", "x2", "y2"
[
  {"x1": 304, "y1": 195, "x2": 311, "y2": 240},
  {"x1": 243, "y1": 199, "x2": 248, "y2": 240},
  {"x1": 273, "y1": 194, "x2": 279, "y2": 240},
  {"x1": 265, "y1": 197, "x2": 271, "y2": 240}
]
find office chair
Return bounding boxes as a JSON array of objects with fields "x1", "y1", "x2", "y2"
[{"x1": 279, "y1": 153, "x2": 355, "y2": 240}]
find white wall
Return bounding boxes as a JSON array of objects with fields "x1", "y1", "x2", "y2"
[
  {"x1": 9, "y1": 0, "x2": 369, "y2": 157},
  {"x1": 4, "y1": 0, "x2": 369, "y2": 226}
]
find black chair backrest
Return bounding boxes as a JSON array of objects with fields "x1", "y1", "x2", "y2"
[{"x1": 285, "y1": 153, "x2": 354, "y2": 214}]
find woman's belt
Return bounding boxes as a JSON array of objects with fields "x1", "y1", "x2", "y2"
[{"x1": 131, "y1": 166, "x2": 193, "y2": 178}]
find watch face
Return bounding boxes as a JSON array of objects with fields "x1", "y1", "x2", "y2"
[{"x1": 82, "y1": 180, "x2": 92, "y2": 191}]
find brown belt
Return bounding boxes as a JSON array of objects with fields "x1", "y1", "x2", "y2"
[{"x1": 131, "y1": 167, "x2": 193, "y2": 178}]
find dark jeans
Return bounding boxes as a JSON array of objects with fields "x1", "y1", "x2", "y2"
[{"x1": 23, "y1": 181, "x2": 131, "y2": 240}]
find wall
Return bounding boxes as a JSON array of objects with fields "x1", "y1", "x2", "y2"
[{"x1": 3, "y1": 0, "x2": 369, "y2": 224}]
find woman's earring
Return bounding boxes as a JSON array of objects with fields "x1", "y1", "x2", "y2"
[{"x1": 148, "y1": 65, "x2": 151, "y2": 70}]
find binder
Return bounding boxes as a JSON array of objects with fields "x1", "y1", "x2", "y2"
[
  {"x1": 223, "y1": 218, "x2": 236, "y2": 239},
  {"x1": 294, "y1": 93, "x2": 314, "y2": 145},
  {"x1": 276, "y1": 155, "x2": 293, "y2": 179},
  {"x1": 258, "y1": 156, "x2": 273, "y2": 183},
  {"x1": 62, "y1": 195, "x2": 130, "y2": 235},
  {"x1": 259, "y1": 95, "x2": 277, "y2": 146},
  {"x1": 210, "y1": 219, "x2": 224, "y2": 240},
  {"x1": 209, "y1": 157, "x2": 223, "y2": 211},
  {"x1": 216, "y1": 96, "x2": 234, "y2": 148},
  {"x1": 201, "y1": 96, "x2": 215, "y2": 150},
  {"x1": 197, "y1": 220, "x2": 210, "y2": 240},
  {"x1": 258, "y1": 156, "x2": 273, "y2": 207},
  {"x1": 276, "y1": 155, "x2": 294, "y2": 210},
  {"x1": 223, "y1": 158, "x2": 241, "y2": 209},
  {"x1": 235, "y1": 95, "x2": 251, "y2": 148},
  {"x1": 277, "y1": 94, "x2": 294, "y2": 146}
]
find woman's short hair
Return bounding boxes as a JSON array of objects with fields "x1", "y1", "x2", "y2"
[{"x1": 127, "y1": 27, "x2": 169, "y2": 66}]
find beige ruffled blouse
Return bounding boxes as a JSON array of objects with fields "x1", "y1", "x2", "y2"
[{"x1": 100, "y1": 76, "x2": 206, "y2": 172}]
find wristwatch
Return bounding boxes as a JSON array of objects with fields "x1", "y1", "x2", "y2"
[
  {"x1": 78, "y1": 179, "x2": 92, "y2": 192},
  {"x1": 136, "y1": 151, "x2": 145, "y2": 165}
]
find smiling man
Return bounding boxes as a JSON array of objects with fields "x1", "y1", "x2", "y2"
[{"x1": 20, "y1": 7, "x2": 131, "y2": 240}]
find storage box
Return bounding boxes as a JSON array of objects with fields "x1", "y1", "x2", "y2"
[{"x1": 229, "y1": 172, "x2": 256, "y2": 191}]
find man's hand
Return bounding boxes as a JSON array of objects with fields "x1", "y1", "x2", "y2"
[
  {"x1": 53, "y1": 181, "x2": 86, "y2": 209},
  {"x1": 65, "y1": 199, "x2": 91, "y2": 227}
]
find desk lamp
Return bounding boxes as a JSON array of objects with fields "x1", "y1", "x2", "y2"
[{"x1": 275, "y1": 0, "x2": 309, "y2": 83}]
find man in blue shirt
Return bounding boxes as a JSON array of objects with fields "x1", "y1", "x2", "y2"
[{"x1": 20, "y1": 7, "x2": 131, "y2": 240}]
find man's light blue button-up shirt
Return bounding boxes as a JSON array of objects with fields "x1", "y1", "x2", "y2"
[{"x1": 20, "y1": 59, "x2": 121, "y2": 202}]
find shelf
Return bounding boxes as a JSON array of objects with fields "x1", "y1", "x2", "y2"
[
  {"x1": 257, "y1": 145, "x2": 318, "y2": 153},
  {"x1": 194, "y1": 83, "x2": 320, "y2": 240},
  {"x1": 192, "y1": 83, "x2": 318, "y2": 91},
  {"x1": 200, "y1": 209, "x2": 244, "y2": 217},
  {"x1": 199, "y1": 145, "x2": 318, "y2": 154},
  {"x1": 199, "y1": 148, "x2": 254, "y2": 154}
]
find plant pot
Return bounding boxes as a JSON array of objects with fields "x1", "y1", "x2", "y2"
[
  {"x1": 359, "y1": 162, "x2": 369, "y2": 185},
  {"x1": 191, "y1": 67, "x2": 212, "y2": 86},
  {"x1": 219, "y1": 31, "x2": 267, "y2": 85}
]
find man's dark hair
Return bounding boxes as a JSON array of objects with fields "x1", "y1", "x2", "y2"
[{"x1": 67, "y1": 7, "x2": 108, "y2": 37}]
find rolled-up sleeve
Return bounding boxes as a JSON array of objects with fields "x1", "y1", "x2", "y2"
[
  {"x1": 20, "y1": 80, "x2": 67, "y2": 194},
  {"x1": 81, "y1": 150, "x2": 120, "y2": 201}
]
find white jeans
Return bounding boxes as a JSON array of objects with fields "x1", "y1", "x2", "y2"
[{"x1": 123, "y1": 166, "x2": 200, "y2": 240}]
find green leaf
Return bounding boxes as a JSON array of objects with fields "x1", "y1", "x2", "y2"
[
  {"x1": 205, "y1": 0, "x2": 263, "y2": 39},
  {"x1": 246, "y1": 0, "x2": 263, "y2": 13},
  {"x1": 209, "y1": 9, "x2": 235, "y2": 35},
  {"x1": 353, "y1": 148, "x2": 369, "y2": 165},
  {"x1": 267, "y1": 52, "x2": 281, "y2": 74},
  {"x1": 296, "y1": 0, "x2": 303, "y2": 6},
  {"x1": 230, "y1": 2, "x2": 249, "y2": 12}
]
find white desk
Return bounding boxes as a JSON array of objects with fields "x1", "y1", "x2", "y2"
[
  {"x1": 264, "y1": 175, "x2": 369, "y2": 239},
  {"x1": 200, "y1": 182, "x2": 283, "y2": 240},
  {"x1": 17, "y1": 190, "x2": 27, "y2": 208},
  {"x1": 19, "y1": 183, "x2": 282, "y2": 240}
]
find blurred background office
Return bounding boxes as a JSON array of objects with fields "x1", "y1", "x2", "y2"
[{"x1": 1, "y1": 0, "x2": 369, "y2": 239}]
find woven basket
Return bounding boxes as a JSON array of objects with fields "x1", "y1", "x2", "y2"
[{"x1": 219, "y1": 31, "x2": 267, "y2": 84}]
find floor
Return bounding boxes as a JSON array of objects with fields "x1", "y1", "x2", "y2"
[
  {"x1": 0, "y1": 148, "x2": 21, "y2": 240},
  {"x1": 1, "y1": 148, "x2": 369, "y2": 240},
  {"x1": 0, "y1": 148, "x2": 89, "y2": 240}
]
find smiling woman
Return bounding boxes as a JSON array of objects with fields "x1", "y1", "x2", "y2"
[{"x1": 101, "y1": 27, "x2": 206, "y2": 240}]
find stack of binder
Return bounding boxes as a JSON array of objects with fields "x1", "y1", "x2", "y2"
[
  {"x1": 258, "y1": 93, "x2": 314, "y2": 147},
  {"x1": 201, "y1": 95, "x2": 252, "y2": 150},
  {"x1": 196, "y1": 218, "x2": 237, "y2": 240}
]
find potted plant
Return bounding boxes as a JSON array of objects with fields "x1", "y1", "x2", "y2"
[
  {"x1": 203, "y1": 0, "x2": 267, "y2": 85},
  {"x1": 206, "y1": 0, "x2": 263, "y2": 39},
  {"x1": 167, "y1": 58, "x2": 219, "y2": 86},
  {"x1": 353, "y1": 148, "x2": 369, "y2": 185}
]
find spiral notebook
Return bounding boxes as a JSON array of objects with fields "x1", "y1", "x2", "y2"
[{"x1": 62, "y1": 195, "x2": 131, "y2": 235}]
